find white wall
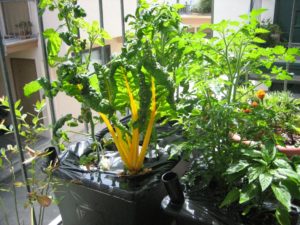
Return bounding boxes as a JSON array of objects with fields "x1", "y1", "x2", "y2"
[
  {"x1": 213, "y1": 0, "x2": 251, "y2": 23},
  {"x1": 213, "y1": 0, "x2": 276, "y2": 24},
  {"x1": 261, "y1": 0, "x2": 276, "y2": 22}
]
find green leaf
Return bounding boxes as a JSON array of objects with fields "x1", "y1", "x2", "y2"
[
  {"x1": 24, "y1": 80, "x2": 42, "y2": 97},
  {"x1": 252, "y1": 37, "x2": 266, "y2": 44},
  {"x1": 251, "y1": 8, "x2": 267, "y2": 17},
  {"x1": 259, "y1": 173, "x2": 272, "y2": 191},
  {"x1": 39, "y1": 0, "x2": 52, "y2": 10},
  {"x1": 43, "y1": 29, "x2": 62, "y2": 66},
  {"x1": 271, "y1": 184, "x2": 291, "y2": 211},
  {"x1": 275, "y1": 207, "x2": 291, "y2": 225},
  {"x1": 255, "y1": 28, "x2": 269, "y2": 34},
  {"x1": 220, "y1": 188, "x2": 240, "y2": 208},
  {"x1": 173, "y1": 4, "x2": 185, "y2": 10},
  {"x1": 248, "y1": 166, "x2": 264, "y2": 183},
  {"x1": 276, "y1": 168, "x2": 300, "y2": 184},
  {"x1": 273, "y1": 158, "x2": 293, "y2": 170},
  {"x1": 89, "y1": 74, "x2": 100, "y2": 93},
  {"x1": 239, "y1": 183, "x2": 257, "y2": 204},
  {"x1": 226, "y1": 160, "x2": 249, "y2": 174},
  {"x1": 273, "y1": 46, "x2": 286, "y2": 55},
  {"x1": 0, "y1": 121, "x2": 9, "y2": 132}
]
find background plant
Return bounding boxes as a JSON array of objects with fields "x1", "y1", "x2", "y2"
[{"x1": 0, "y1": 98, "x2": 57, "y2": 225}]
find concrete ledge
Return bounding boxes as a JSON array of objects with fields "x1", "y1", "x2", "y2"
[{"x1": 4, "y1": 37, "x2": 38, "y2": 55}]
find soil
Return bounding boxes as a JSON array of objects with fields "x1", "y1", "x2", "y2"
[{"x1": 282, "y1": 132, "x2": 300, "y2": 147}]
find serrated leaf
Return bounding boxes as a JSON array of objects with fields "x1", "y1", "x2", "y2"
[
  {"x1": 259, "y1": 173, "x2": 272, "y2": 191},
  {"x1": 272, "y1": 184, "x2": 291, "y2": 211},
  {"x1": 43, "y1": 28, "x2": 62, "y2": 66},
  {"x1": 220, "y1": 188, "x2": 240, "y2": 208},
  {"x1": 252, "y1": 37, "x2": 266, "y2": 44},
  {"x1": 255, "y1": 28, "x2": 269, "y2": 34},
  {"x1": 24, "y1": 80, "x2": 42, "y2": 97},
  {"x1": 273, "y1": 46, "x2": 286, "y2": 55}
]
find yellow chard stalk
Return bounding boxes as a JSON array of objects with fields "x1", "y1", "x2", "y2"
[{"x1": 99, "y1": 76, "x2": 156, "y2": 174}]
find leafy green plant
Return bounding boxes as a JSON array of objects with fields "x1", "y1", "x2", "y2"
[
  {"x1": 0, "y1": 98, "x2": 57, "y2": 225},
  {"x1": 176, "y1": 8, "x2": 300, "y2": 224},
  {"x1": 264, "y1": 91, "x2": 300, "y2": 136},
  {"x1": 0, "y1": 97, "x2": 47, "y2": 147},
  {"x1": 222, "y1": 143, "x2": 300, "y2": 225},
  {"x1": 25, "y1": 0, "x2": 186, "y2": 174},
  {"x1": 177, "y1": 8, "x2": 299, "y2": 177}
]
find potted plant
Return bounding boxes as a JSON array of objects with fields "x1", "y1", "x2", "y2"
[
  {"x1": 15, "y1": 21, "x2": 33, "y2": 39},
  {"x1": 230, "y1": 90, "x2": 300, "y2": 156},
  {"x1": 166, "y1": 9, "x2": 300, "y2": 225},
  {"x1": 25, "y1": 0, "x2": 187, "y2": 224},
  {"x1": 257, "y1": 19, "x2": 282, "y2": 47}
]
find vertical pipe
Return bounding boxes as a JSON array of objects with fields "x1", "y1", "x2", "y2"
[
  {"x1": 35, "y1": 0, "x2": 57, "y2": 125},
  {"x1": 285, "y1": 0, "x2": 296, "y2": 91},
  {"x1": 120, "y1": 0, "x2": 125, "y2": 44},
  {"x1": 250, "y1": 0, "x2": 254, "y2": 12},
  {"x1": 0, "y1": 29, "x2": 37, "y2": 225},
  {"x1": 98, "y1": 0, "x2": 106, "y2": 64}
]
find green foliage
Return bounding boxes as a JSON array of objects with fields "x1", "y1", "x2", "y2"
[
  {"x1": 257, "y1": 19, "x2": 282, "y2": 47},
  {"x1": 0, "y1": 99, "x2": 57, "y2": 225},
  {"x1": 264, "y1": 91, "x2": 300, "y2": 135},
  {"x1": 223, "y1": 143, "x2": 300, "y2": 225},
  {"x1": 0, "y1": 97, "x2": 47, "y2": 147},
  {"x1": 196, "y1": 0, "x2": 212, "y2": 13},
  {"x1": 176, "y1": 8, "x2": 300, "y2": 224}
]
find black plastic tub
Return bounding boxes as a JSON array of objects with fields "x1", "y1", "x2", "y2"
[
  {"x1": 50, "y1": 116, "x2": 184, "y2": 225},
  {"x1": 53, "y1": 147, "x2": 179, "y2": 225}
]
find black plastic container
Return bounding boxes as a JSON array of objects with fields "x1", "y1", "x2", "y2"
[
  {"x1": 52, "y1": 143, "x2": 180, "y2": 225},
  {"x1": 50, "y1": 116, "x2": 185, "y2": 225},
  {"x1": 161, "y1": 171, "x2": 184, "y2": 206},
  {"x1": 161, "y1": 196, "x2": 237, "y2": 225}
]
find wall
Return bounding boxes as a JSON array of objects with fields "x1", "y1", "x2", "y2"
[
  {"x1": 213, "y1": 0, "x2": 251, "y2": 23},
  {"x1": 213, "y1": 0, "x2": 276, "y2": 23},
  {"x1": 261, "y1": 0, "x2": 276, "y2": 22}
]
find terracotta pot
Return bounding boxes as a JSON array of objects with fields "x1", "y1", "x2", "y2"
[
  {"x1": 230, "y1": 133, "x2": 300, "y2": 157},
  {"x1": 276, "y1": 145, "x2": 300, "y2": 157}
]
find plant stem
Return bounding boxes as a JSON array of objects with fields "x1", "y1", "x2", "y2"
[{"x1": 11, "y1": 164, "x2": 21, "y2": 225}]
